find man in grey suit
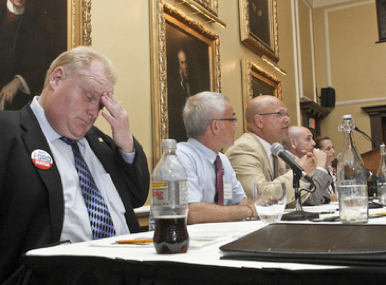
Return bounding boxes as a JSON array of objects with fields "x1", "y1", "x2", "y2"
[
  {"x1": 282, "y1": 126, "x2": 332, "y2": 204},
  {"x1": 225, "y1": 95, "x2": 331, "y2": 207}
]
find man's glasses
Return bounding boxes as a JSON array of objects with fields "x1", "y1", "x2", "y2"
[
  {"x1": 207, "y1": 116, "x2": 238, "y2": 124},
  {"x1": 259, "y1": 111, "x2": 290, "y2": 118}
]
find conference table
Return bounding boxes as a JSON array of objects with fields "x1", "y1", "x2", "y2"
[{"x1": 23, "y1": 202, "x2": 386, "y2": 285}]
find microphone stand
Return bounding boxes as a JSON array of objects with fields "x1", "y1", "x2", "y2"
[
  {"x1": 281, "y1": 171, "x2": 319, "y2": 221},
  {"x1": 354, "y1": 127, "x2": 378, "y2": 149}
]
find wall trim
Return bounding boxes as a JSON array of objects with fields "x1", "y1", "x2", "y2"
[
  {"x1": 291, "y1": 0, "x2": 301, "y2": 126},
  {"x1": 312, "y1": 0, "x2": 351, "y2": 8},
  {"x1": 336, "y1": 97, "x2": 386, "y2": 107}
]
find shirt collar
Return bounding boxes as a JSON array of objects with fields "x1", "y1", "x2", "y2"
[
  {"x1": 30, "y1": 96, "x2": 87, "y2": 146},
  {"x1": 31, "y1": 96, "x2": 62, "y2": 143},
  {"x1": 6, "y1": 0, "x2": 25, "y2": 15},
  {"x1": 187, "y1": 138, "x2": 218, "y2": 164},
  {"x1": 251, "y1": 133, "x2": 273, "y2": 157}
]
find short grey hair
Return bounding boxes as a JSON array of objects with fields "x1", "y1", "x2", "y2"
[
  {"x1": 44, "y1": 46, "x2": 118, "y2": 86},
  {"x1": 183, "y1": 91, "x2": 228, "y2": 139}
]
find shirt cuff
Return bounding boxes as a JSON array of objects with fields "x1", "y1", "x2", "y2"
[
  {"x1": 119, "y1": 149, "x2": 136, "y2": 164},
  {"x1": 15, "y1": 75, "x2": 31, "y2": 94},
  {"x1": 316, "y1": 166, "x2": 328, "y2": 174}
]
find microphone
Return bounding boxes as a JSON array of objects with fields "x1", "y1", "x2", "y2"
[{"x1": 271, "y1": 143, "x2": 314, "y2": 184}]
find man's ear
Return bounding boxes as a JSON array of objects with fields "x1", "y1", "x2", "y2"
[
  {"x1": 254, "y1": 114, "x2": 263, "y2": 128},
  {"x1": 290, "y1": 138, "x2": 297, "y2": 150},
  {"x1": 49, "y1": 67, "x2": 65, "y2": 90},
  {"x1": 209, "y1": 120, "x2": 220, "y2": 135}
]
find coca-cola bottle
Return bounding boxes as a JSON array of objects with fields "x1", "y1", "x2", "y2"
[{"x1": 150, "y1": 139, "x2": 189, "y2": 254}]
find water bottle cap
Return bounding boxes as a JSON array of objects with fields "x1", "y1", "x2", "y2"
[
  {"x1": 162, "y1": 139, "x2": 177, "y2": 151},
  {"x1": 338, "y1": 114, "x2": 355, "y2": 132}
]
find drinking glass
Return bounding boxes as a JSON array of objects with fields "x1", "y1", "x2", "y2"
[{"x1": 253, "y1": 181, "x2": 286, "y2": 224}]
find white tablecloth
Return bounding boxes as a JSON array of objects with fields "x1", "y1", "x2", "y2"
[{"x1": 26, "y1": 202, "x2": 386, "y2": 271}]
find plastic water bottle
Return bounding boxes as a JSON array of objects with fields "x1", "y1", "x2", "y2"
[
  {"x1": 337, "y1": 115, "x2": 368, "y2": 224},
  {"x1": 150, "y1": 139, "x2": 189, "y2": 254},
  {"x1": 376, "y1": 144, "x2": 386, "y2": 204}
]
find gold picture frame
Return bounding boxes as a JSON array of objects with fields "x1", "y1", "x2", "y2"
[
  {"x1": 239, "y1": 0, "x2": 279, "y2": 62},
  {"x1": 150, "y1": 0, "x2": 221, "y2": 166},
  {"x1": 187, "y1": 0, "x2": 219, "y2": 16},
  {"x1": 178, "y1": 0, "x2": 225, "y2": 27},
  {"x1": 68, "y1": 0, "x2": 92, "y2": 48},
  {"x1": 241, "y1": 58, "x2": 282, "y2": 131}
]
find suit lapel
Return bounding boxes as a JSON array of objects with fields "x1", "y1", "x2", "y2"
[
  {"x1": 20, "y1": 105, "x2": 64, "y2": 241},
  {"x1": 85, "y1": 129, "x2": 113, "y2": 173},
  {"x1": 251, "y1": 134, "x2": 274, "y2": 180}
]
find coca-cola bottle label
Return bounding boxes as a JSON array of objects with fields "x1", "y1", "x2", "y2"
[{"x1": 152, "y1": 181, "x2": 169, "y2": 206}]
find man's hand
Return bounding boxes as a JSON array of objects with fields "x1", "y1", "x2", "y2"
[
  {"x1": 0, "y1": 78, "x2": 23, "y2": 104},
  {"x1": 313, "y1": 148, "x2": 328, "y2": 169},
  {"x1": 101, "y1": 92, "x2": 134, "y2": 153},
  {"x1": 296, "y1": 153, "x2": 316, "y2": 176},
  {"x1": 239, "y1": 198, "x2": 258, "y2": 218}
]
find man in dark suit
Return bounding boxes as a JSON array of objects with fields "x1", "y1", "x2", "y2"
[
  {"x1": 168, "y1": 49, "x2": 200, "y2": 142},
  {"x1": 0, "y1": 46, "x2": 150, "y2": 284},
  {"x1": 0, "y1": 0, "x2": 53, "y2": 110}
]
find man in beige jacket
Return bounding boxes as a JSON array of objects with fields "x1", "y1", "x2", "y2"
[{"x1": 225, "y1": 95, "x2": 331, "y2": 207}]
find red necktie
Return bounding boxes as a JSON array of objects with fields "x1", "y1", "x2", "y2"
[{"x1": 215, "y1": 155, "x2": 224, "y2": 206}]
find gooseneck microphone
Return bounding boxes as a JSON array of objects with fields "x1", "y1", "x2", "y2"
[
  {"x1": 271, "y1": 143, "x2": 314, "y2": 184},
  {"x1": 272, "y1": 143, "x2": 319, "y2": 221}
]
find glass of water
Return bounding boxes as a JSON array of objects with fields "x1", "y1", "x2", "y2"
[{"x1": 253, "y1": 182, "x2": 286, "y2": 224}]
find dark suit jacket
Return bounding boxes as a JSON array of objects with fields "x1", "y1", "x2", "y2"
[
  {"x1": 0, "y1": 104, "x2": 150, "y2": 284},
  {"x1": 0, "y1": 4, "x2": 53, "y2": 110},
  {"x1": 167, "y1": 73, "x2": 200, "y2": 142}
]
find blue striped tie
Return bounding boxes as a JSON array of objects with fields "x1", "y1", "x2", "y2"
[{"x1": 60, "y1": 137, "x2": 116, "y2": 239}]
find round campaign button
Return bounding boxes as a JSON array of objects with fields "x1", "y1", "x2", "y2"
[{"x1": 31, "y1": 149, "x2": 53, "y2": 170}]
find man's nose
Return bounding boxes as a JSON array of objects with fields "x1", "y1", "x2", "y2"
[{"x1": 88, "y1": 104, "x2": 99, "y2": 118}]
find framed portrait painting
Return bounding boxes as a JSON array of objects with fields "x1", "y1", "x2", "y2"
[
  {"x1": 376, "y1": 0, "x2": 386, "y2": 42},
  {"x1": 241, "y1": 58, "x2": 282, "y2": 131},
  {"x1": 0, "y1": 0, "x2": 90, "y2": 110},
  {"x1": 239, "y1": 0, "x2": 279, "y2": 62},
  {"x1": 150, "y1": 0, "x2": 221, "y2": 165}
]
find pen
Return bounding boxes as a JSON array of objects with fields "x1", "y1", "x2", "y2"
[
  {"x1": 115, "y1": 239, "x2": 153, "y2": 244},
  {"x1": 369, "y1": 212, "x2": 386, "y2": 219}
]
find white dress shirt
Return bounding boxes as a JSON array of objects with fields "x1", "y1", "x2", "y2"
[
  {"x1": 31, "y1": 96, "x2": 132, "y2": 242},
  {"x1": 176, "y1": 138, "x2": 246, "y2": 205}
]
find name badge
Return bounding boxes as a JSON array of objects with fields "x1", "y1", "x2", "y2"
[{"x1": 224, "y1": 183, "x2": 233, "y2": 200}]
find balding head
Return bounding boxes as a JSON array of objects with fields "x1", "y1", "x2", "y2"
[
  {"x1": 282, "y1": 126, "x2": 315, "y2": 157},
  {"x1": 245, "y1": 95, "x2": 290, "y2": 144}
]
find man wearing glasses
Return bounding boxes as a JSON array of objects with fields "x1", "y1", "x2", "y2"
[
  {"x1": 225, "y1": 95, "x2": 325, "y2": 208},
  {"x1": 176, "y1": 91, "x2": 257, "y2": 224}
]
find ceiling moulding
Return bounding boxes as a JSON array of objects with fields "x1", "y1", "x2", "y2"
[{"x1": 312, "y1": 0, "x2": 351, "y2": 8}]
